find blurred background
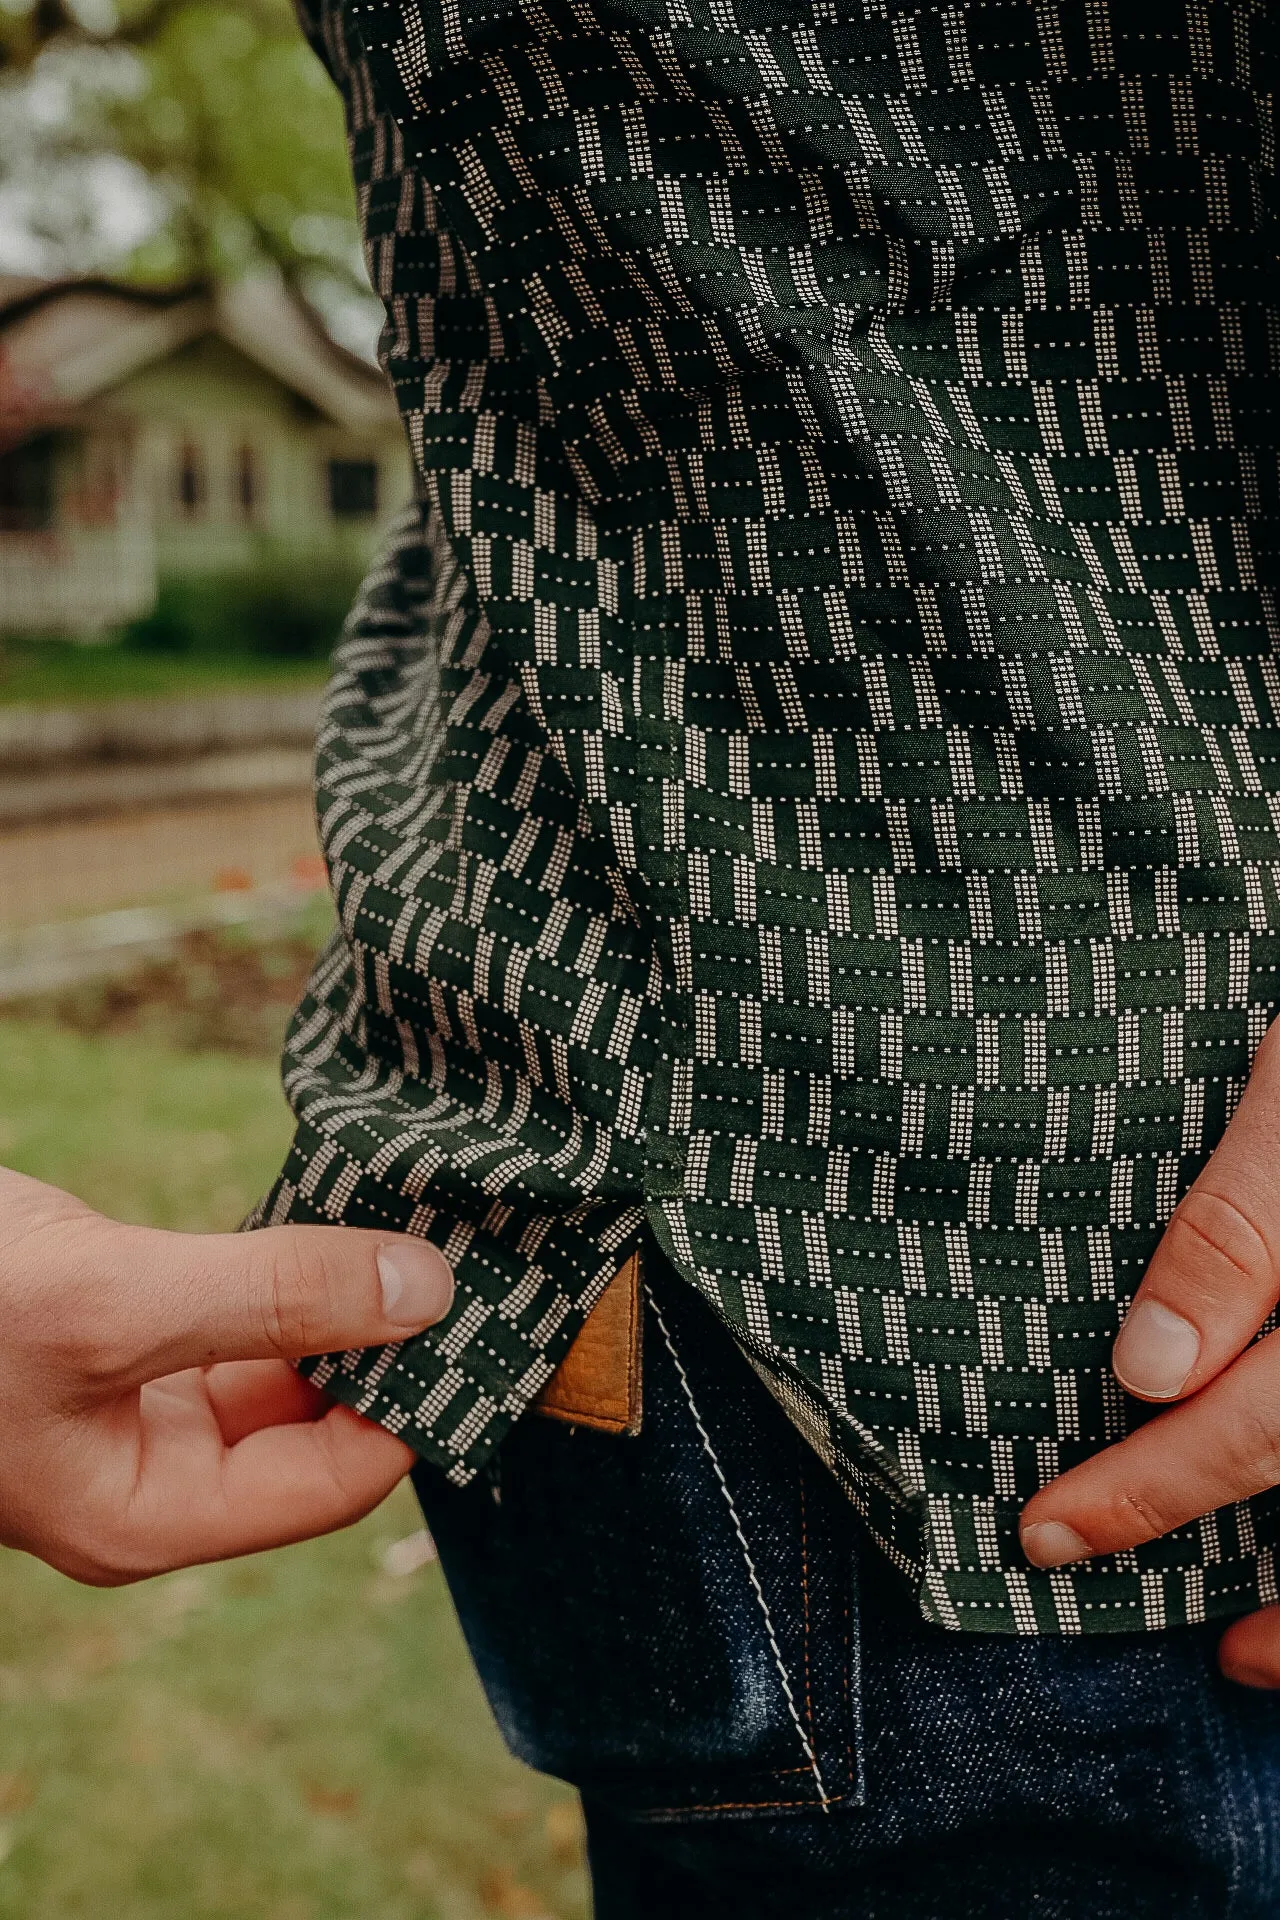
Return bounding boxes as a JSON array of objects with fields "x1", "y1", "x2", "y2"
[{"x1": 0, "y1": 0, "x2": 586, "y2": 1912}]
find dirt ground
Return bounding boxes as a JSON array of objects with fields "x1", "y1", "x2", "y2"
[
  {"x1": 0, "y1": 918, "x2": 331, "y2": 1058},
  {"x1": 0, "y1": 792, "x2": 322, "y2": 930}
]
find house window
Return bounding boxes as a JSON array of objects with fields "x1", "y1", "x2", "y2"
[
  {"x1": 0, "y1": 436, "x2": 55, "y2": 532},
  {"x1": 327, "y1": 457, "x2": 379, "y2": 519},
  {"x1": 177, "y1": 440, "x2": 205, "y2": 516},
  {"x1": 236, "y1": 444, "x2": 260, "y2": 518}
]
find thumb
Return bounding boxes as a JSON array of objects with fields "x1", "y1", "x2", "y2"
[
  {"x1": 1110, "y1": 1019, "x2": 1280, "y2": 1403},
  {"x1": 88, "y1": 1218, "x2": 455, "y2": 1388}
]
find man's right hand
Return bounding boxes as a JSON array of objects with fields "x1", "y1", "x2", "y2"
[
  {"x1": 1018, "y1": 1019, "x2": 1280, "y2": 1684},
  {"x1": 0, "y1": 1167, "x2": 453, "y2": 1584}
]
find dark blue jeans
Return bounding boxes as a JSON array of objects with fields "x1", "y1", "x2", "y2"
[{"x1": 413, "y1": 1256, "x2": 1280, "y2": 1918}]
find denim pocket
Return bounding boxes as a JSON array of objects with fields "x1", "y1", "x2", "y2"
[{"x1": 413, "y1": 1264, "x2": 864, "y2": 1820}]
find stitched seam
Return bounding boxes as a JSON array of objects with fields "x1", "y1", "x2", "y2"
[
  {"x1": 627, "y1": 1252, "x2": 642, "y2": 1411},
  {"x1": 799, "y1": 1463, "x2": 817, "y2": 1764},
  {"x1": 843, "y1": 1571, "x2": 854, "y2": 1790},
  {"x1": 644, "y1": 1278, "x2": 831, "y2": 1813},
  {"x1": 635, "y1": 1791, "x2": 849, "y2": 1818},
  {"x1": 1190, "y1": 1637, "x2": 1257, "y2": 1916},
  {"x1": 727, "y1": 1764, "x2": 813, "y2": 1776},
  {"x1": 627, "y1": 1252, "x2": 640, "y2": 1353},
  {"x1": 540, "y1": 1400, "x2": 629, "y2": 1427}
]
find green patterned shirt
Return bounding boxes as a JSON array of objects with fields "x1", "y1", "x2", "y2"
[{"x1": 254, "y1": 0, "x2": 1280, "y2": 1632}]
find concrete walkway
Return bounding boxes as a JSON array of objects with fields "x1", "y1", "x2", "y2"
[
  {"x1": 0, "y1": 747, "x2": 314, "y2": 827},
  {"x1": 0, "y1": 685, "x2": 323, "y2": 770}
]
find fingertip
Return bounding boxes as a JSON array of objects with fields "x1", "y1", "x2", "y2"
[
  {"x1": 1220, "y1": 1662, "x2": 1280, "y2": 1690},
  {"x1": 318, "y1": 1400, "x2": 417, "y2": 1475},
  {"x1": 1218, "y1": 1609, "x2": 1280, "y2": 1690},
  {"x1": 321, "y1": 1395, "x2": 414, "y2": 1442},
  {"x1": 376, "y1": 1240, "x2": 454, "y2": 1330},
  {"x1": 1111, "y1": 1298, "x2": 1202, "y2": 1402},
  {"x1": 1020, "y1": 1519, "x2": 1092, "y2": 1569}
]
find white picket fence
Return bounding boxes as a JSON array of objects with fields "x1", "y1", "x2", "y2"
[{"x1": 0, "y1": 524, "x2": 156, "y2": 635}]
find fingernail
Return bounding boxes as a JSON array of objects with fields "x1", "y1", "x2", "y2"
[
  {"x1": 1021, "y1": 1521, "x2": 1091, "y2": 1569},
  {"x1": 377, "y1": 1243, "x2": 454, "y2": 1328},
  {"x1": 1112, "y1": 1299, "x2": 1201, "y2": 1400}
]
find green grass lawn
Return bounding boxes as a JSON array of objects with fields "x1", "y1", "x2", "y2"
[
  {"x1": 0, "y1": 640, "x2": 328, "y2": 709},
  {"x1": 0, "y1": 1018, "x2": 588, "y2": 1920}
]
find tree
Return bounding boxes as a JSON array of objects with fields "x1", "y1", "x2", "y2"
[{"x1": 0, "y1": 0, "x2": 377, "y2": 350}]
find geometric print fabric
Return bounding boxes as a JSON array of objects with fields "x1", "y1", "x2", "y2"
[{"x1": 254, "y1": 0, "x2": 1280, "y2": 1631}]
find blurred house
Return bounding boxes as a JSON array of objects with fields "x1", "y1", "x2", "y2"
[{"x1": 0, "y1": 275, "x2": 410, "y2": 637}]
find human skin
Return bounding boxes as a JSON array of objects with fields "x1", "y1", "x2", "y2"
[
  {"x1": 0, "y1": 1167, "x2": 452, "y2": 1583},
  {"x1": 9, "y1": 1042, "x2": 1280, "y2": 1687},
  {"x1": 1020, "y1": 1019, "x2": 1280, "y2": 1687}
]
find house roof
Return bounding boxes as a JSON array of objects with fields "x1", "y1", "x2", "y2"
[{"x1": 0, "y1": 274, "x2": 399, "y2": 447}]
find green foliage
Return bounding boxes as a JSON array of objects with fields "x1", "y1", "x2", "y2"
[
  {"x1": 1, "y1": 0, "x2": 374, "y2": 329},
  {"x1": 0, "y1": 637, "x2": 327, "y2": 707},
  {"x1": 118, "y1": 0, "x2": 364, "y2": 292},
  {"x1": 0, "y1": 555, "x2": 356, "y2": 704},
  {"x1": 126, "y1": 559, "x2": 361, "y2": 659}
]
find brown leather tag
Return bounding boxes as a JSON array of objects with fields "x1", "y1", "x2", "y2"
[{"x1": 532, "y1": 1251, "x2": 643, "y2": 1435}]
